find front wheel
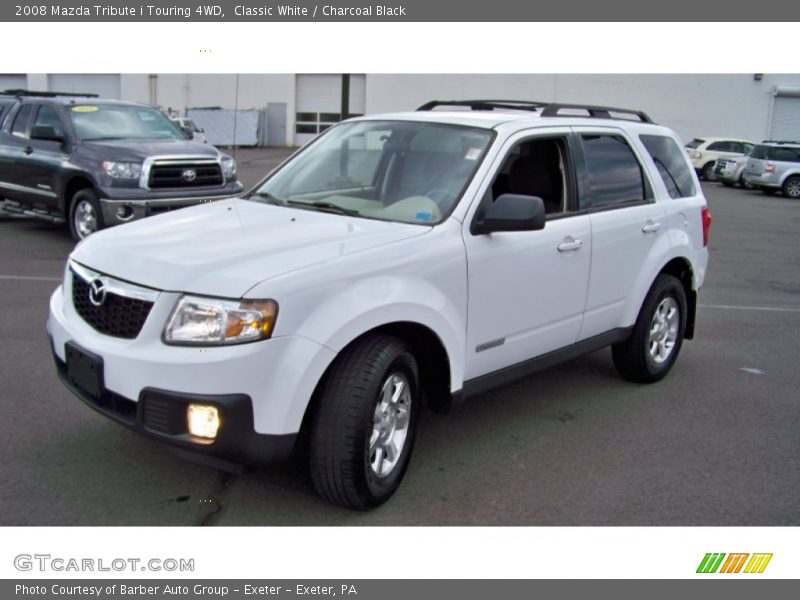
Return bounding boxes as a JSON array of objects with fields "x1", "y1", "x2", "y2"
[
  {"x1": 309, "y1": 334, "x2": 420, "y2": 510},
  {"x1": 612, "y1": 274, "x2": 687, "y2": 383},
  {"x1": 68, "y1": 188, "x2": 103, "y2": 241},
  {"x1": 782, "y1": 176, "x2": 800, "y2": 199}
]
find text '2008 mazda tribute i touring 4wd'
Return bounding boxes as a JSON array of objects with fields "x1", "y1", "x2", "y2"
[{"x1": 48, "y1": 100, "x2": 710, "y2": 510}]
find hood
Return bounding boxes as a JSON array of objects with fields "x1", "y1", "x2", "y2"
[
  {"x1": 70, "y1": 199, "x2": 429, "y2": 297},
  {"x1": 80, "y1": 138, "x2": 221, "y2": 162}
]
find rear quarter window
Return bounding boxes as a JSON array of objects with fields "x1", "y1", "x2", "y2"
[{"x1": 640, "y1": 134, "x2": 697, "y2": 199}]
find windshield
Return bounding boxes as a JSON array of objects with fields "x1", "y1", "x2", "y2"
[
  {"x1": 251, "y1": 120, "x2": 493, "y2": 225},
  {"x1": 70, "y1": 104, "x2": 186, "y2": 141},
  {"x1": 685, "y1": 138, "x2": 704, "y2": 149}
]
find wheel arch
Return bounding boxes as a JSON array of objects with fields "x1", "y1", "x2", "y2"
[
  {"x1": 61, "y1": 174, "x2": 98, "y2": 215},
  {"x1": 656, "y1": 257, "x2": 697, "y2": 339}
]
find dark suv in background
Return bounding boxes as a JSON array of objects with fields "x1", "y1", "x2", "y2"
[{"x1": 0, "y1": 91, "x2": 243, "y2": 240}]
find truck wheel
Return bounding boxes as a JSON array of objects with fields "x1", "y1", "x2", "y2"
[
  {"x1": 782, "y1": 176, "x2": 800, "y2": 199},
  {"x1": 309, "y1": 334, "x2": 420, "y2": 510},
  {"x1": 701, "y1": 162, "x2": 716, "y2": 181},
  {"x1": 612, "y1": 274, "x2": 687, "y2": 384},
  {"x1": 69, "y1": 188, "x2": 103, "y2": 241}
]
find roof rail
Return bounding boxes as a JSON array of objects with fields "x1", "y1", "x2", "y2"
[
  {"x1": 539, "y1": 103, "x2": 654, "y2": 123},
  {"x1": 761, "y1": 139, "x2": 800, "y2": 145},
  {"x1": 1, "y1": 89, "x2": 99, "y2": 98},
  {"x1": 417, "y1": 99, "x2": 655, "y2": 123},
  {"x1": 417, "y1": 100, "x2": 549, "y2": 112}
]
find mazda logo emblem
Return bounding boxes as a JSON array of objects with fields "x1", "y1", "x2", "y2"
[
  {"x1": 182, "y1": 168, "x2": 197, "y2": 182},
  {"x1": 88, "y1": 278, "x2": 108, "y2": 307}
]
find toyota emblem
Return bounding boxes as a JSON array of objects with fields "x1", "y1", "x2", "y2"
[
  {"x1": 182, "y1": 168, "x2": 197, "y2": 182},
  {"x1": 88, "y1": 278, "x2": 108, "y2": 307}
]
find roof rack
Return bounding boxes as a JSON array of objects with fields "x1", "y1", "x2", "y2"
[
  {"x1": 1, "y1": 89, "x2": 99, "y2": 98},
  {"x1": 417, "y1": 99, "x2": 655, "y2": 124},
  {"x1": 417, "y1": 100, "x2": 549, "y2": 112},
  {"x1": 761, "y1": 140, "x2": 800, "y2": 145}
]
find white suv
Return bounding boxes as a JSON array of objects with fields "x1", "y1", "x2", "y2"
[
  {"x1": 48, "y1": 100, "x2": 710, "y2": 510},
  {"x1": 685, "y1": 137, "x2": 755, "y2": 180}
]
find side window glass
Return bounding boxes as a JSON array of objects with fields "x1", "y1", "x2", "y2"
[
  {"x1": 743, "y1": 143, "x2": 754, "y2": 155},
  {"x1": 484, "y1": 137, "x2": 570, "y2": 218},
  {"x1": 640, "y1": 134, "x2": 697, "y2": 199},
  {"x1": 11, "y1": 104, "x2": 33, "y2": 137},
  {"x1": 707, "y1": 141, "x2": 729, "y2": 152},
  {"x1": 33, "y1": 105, "x2": 64, "y2": 138},
  {"x1": 580, "y1": 134, "x2": 648, "y2": 208}
]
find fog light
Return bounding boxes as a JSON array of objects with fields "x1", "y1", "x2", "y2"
[
  {"x1": 115, "y1": 205, "x2": 135, "y2": 222},
  {"x1": 187, "y1": 404, "x2": 220, "y2": 440}
]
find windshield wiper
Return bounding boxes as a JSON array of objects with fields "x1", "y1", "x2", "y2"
[
  {"x1": 250, "y1": 191, "x2": 287, "y2": 206},
  {"x1": 287, "y1": 200, "x2": 360, "y2": 216}
]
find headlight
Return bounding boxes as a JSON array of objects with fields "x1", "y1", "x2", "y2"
[
  {"x1": 102, "y1": 161, "x2": 142, "y2": 179},
  {"x1": 222, "y1": 156, "x2": 237, "y2": 179},
  {"x1": 163, "y1": 295, "x2": 278, "y2": 346},
  {"x1": 691, "y1": 151, "x2": 702, "y2": 159}
]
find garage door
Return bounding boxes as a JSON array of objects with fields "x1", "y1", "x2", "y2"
[
  {"x1": 770, "y1": 92, "x2": 800, "y2": 141},
  {"x1": 0, "y1": 74, "x2": 27, "y2": 90},
  {"x1": 48, "y1": 74, "x2": 121, "y2": 100},
  {"x1": 295, "y1": 74, "x2": 366, "y2": 145}
]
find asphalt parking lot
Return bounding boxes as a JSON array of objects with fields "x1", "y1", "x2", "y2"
[{"x1": 1, "y1": 155, "x2": 798, "y2": 526}]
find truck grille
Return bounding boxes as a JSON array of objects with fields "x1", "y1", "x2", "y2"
[
  {"x1": 72, "y1": 272, "x2": 154, "y2": 339},
  {"x1": 148, "y1": 161, "x2": 223, "y2": 189}
]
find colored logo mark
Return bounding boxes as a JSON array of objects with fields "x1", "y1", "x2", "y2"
[{"x1": 696, "y1": 553, "x2": 773, "y2": 574}]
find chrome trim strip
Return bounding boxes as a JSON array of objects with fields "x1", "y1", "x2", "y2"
[
  {"x1": 0, "y1": 180, "x2": 57, "y2": 198},
  {"x1": 99, "y1": 195, "x2": 236, "y2": 206},
  {"x1": 139, "y1": 155, "x2": 225, "y2": 190},
  {"x1": 69, "y1": 260, "x2": 160, "y2": 303}
]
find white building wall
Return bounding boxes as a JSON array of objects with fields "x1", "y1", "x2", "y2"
[{"x1": 365, "y1": 74, "x2": 800, "y2": 142}]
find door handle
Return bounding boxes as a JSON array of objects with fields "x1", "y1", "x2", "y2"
[
  {"x1": 557, "y1": 238, "x2": 583, "y2": 253},
  {"x1": 22, "y1": 146, "x2": 33, "y2": 155},
  {"x1": 642, "y1": 221, "x2": 661, "y2": 233}
]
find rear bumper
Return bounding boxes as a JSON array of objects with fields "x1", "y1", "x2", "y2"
[
  {"x1": 742, "y1": 172, "x2": 780, "y2": 188},
  {"x1": 51, "y1": 340, "x2": 297, "y2": 470}
]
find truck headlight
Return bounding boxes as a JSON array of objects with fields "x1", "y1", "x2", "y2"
[
  {"x1": 102, "y1": 161, "x2": 142, "y2": 179},
  {"x1": 163, "y1": 296, "x2": 278, "y2": 346},
  {"x1": 222, "y1": 156, "x2": 237, "y2": 179}
]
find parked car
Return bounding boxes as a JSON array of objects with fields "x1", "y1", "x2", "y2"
[
  {"x1": 48, "y1": 100, "x2": 710, "y2": 510},
  {"x1": 713, "y1": 154, "x2": 754, "y2": 189},
  {"x1": 0, "y1": 91, "x2": 242, "y2": 240},
  {"x1": 743, "y1": 141, "x2": 800, "y2": 198},
  {"x1": 170, "y1": 116, "x2": 209, "y2": 144},
  {"x1": 685, "y1": 137, "x2": 755, "y2": 181}
]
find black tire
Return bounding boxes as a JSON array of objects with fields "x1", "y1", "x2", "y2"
[
  {"x1": 309, "y1": 334, "x2": 420, "y2": 510},
  {"x1": 739, "y1": 174, "x2": 755, "y2": 190},
  {"x1": 761, "y1": 188, "x2": 777, "y2": 196},
  {"x1": 701, "y1": 162, "x2": 717, "y2": 181},
  {"x1": 612, "y1": 274, "x2": 687, "y2": 384},
  {"x1": 721, "y1": 181, "x2": 734, "y2": 188},
  {"x1": 782, "y1": 175, "x2": 800, "y2": 199},
  {"x1": 68, "y1": 188, "x2": 103, "y2": 241}
]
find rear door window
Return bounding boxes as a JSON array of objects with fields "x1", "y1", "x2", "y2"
[
  {"x1": 580, "y1": 134, "x2": 650, "y2": 209},
  {"x1": 640, "y1": 134, "x2": 697, "y2": 199}
]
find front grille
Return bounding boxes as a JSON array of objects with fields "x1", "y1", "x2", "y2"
[
  {"x1": 148, "y1": 162, "x2": 223, "y2": 189},
  {"x1": 72, "y1": 273, "x2": 154, "y2": 339}
]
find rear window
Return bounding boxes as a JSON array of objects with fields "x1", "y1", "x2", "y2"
[
  {"x1": 640, "y1": 134, "x2": 696, "y2": 199},
  {"x1": 750, "y1": 145, "x2": 769, "y2": 159},
  {"x1": 750, "y1": 145, "x2": 800, "y2": 162},
  {"x1": 685, "y1": 138, "x2": 704, "y2": 149}
]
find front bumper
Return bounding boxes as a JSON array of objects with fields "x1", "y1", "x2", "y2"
[
  {"x1": 98, "y1": 180, "x2": 244, "y2": 226},
  {"x1": 47, "y1": 282, "x2": 336, "y2": 467},
  {"x1": 51, "y1": 344, "x2": 296, "y2": 470}
]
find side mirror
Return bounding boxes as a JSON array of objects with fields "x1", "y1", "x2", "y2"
[
  {"x1": 180, "y1": 126, "x2": 194, "y2": 139},
  {"x1": 473, "y1": 193, "x2": 546, "y2": 234},
  {"x1": 30, "y1": 124, "x2": 64, "y2": 143}
]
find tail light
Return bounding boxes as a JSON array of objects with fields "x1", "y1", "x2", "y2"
[
  {"x1": 765, "y1": 162, "x2": 775, "y2": 173},
  {"x1": 702, "y1": 207, "x2": 711, "y2": 247}
]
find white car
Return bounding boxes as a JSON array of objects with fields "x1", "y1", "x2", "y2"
[
  {"x1": 170, "y1": 116, "x2": 208, "y2": 144},
  {"x1": 48, "y1": 100, "x2": 710, "y2": 510},
  {"x1": 685, "y1": 137, "x2": 755, "y2": 181}
]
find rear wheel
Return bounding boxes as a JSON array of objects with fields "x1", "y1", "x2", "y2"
[
  {"x1": 701, "y1": 162, "x2": 717, "y2": 181},
  {"x1": 68, "y1": 188, "x2": 103, "y2": 241},
  {"x1": 782, "y1": 176, "x2": 800, "y2": 199},
  {"x1": 612, "y1": 274, "x2": 687, "y2": 384},
  {"x1": 309, "y1": 334, "x2": 420, "y2": 510}
]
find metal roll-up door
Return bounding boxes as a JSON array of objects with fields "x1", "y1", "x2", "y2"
[
  {"x1": 0, "y1": 74, "x2": 27, "y2": 90},
  {"x1": 770, "y1": 88, "x2": 800, "y2": 140},
  {"x1": 295, "y1": 74, "x2": 366, "y2": 145}
]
